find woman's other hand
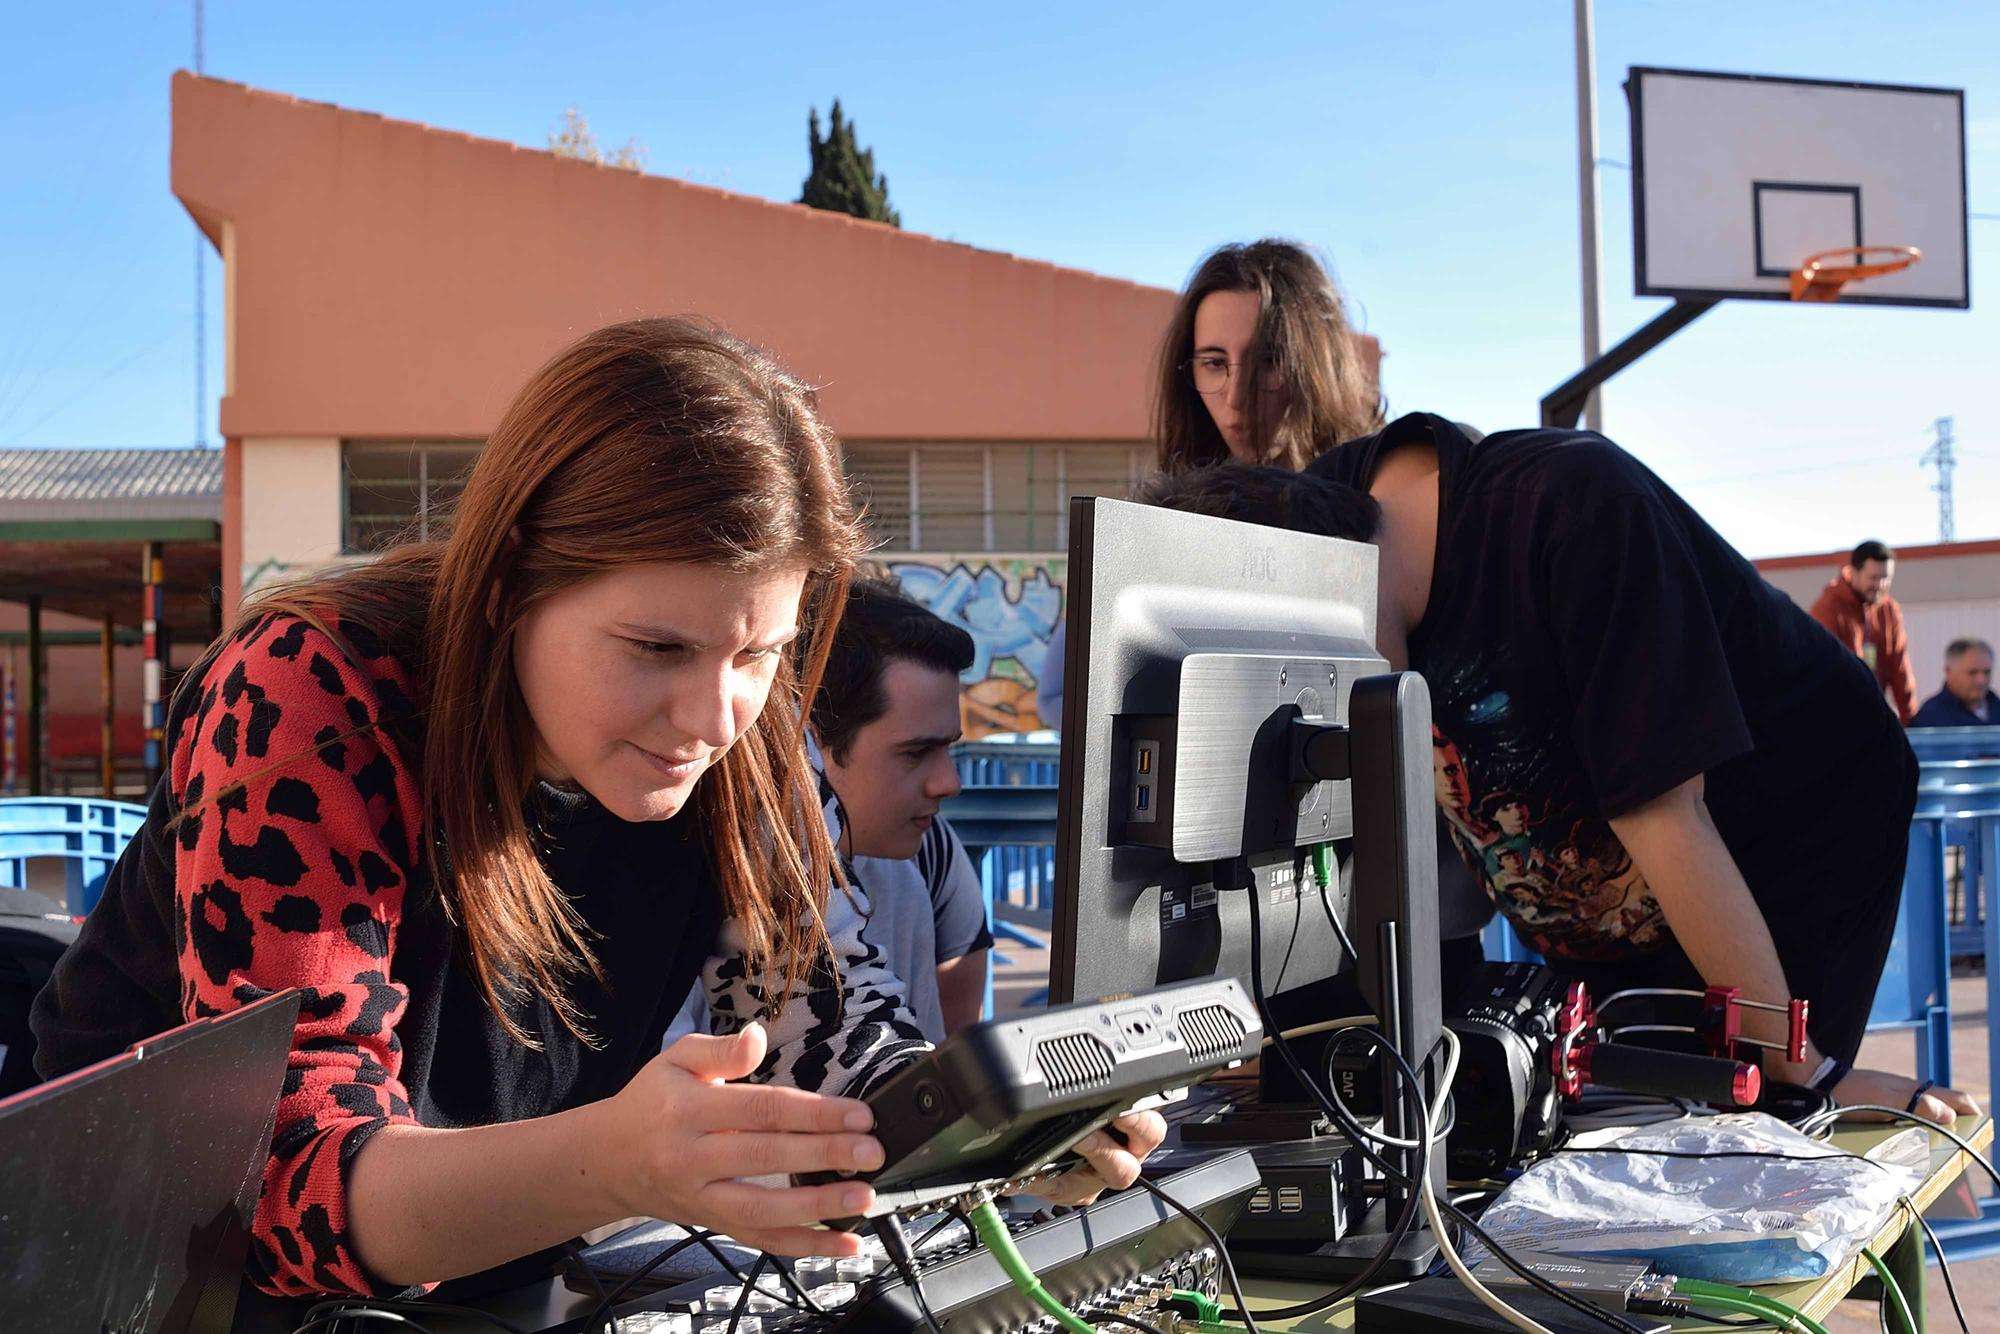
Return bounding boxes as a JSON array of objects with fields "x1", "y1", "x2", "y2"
[
  {"x1": 1832, "y1": 1066, "x2": 1982, "y2": 1128},
  {"x1": 1033, "y1": 1108, "x2": 1170, "y2": 1207}
]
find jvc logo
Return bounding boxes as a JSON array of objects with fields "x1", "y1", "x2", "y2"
[{"x1": 1239, "y1": 547, "x2": 1277, "y2": 582}]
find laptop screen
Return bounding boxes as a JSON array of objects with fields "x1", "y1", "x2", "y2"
[{"x1": 0, "y1": 989, "x2": 299, "y2": 1333}]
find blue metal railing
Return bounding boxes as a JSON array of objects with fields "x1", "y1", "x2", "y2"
[
  {"x1": 1905, "y1": 728, "x2": 2000, "y2": 1261},
  {"x1": 947, "y1": 737, "x2": 1060, "y2": 1017},
  {"x1": 0, "y1": 797, "x2": 148, "y2": 916}
]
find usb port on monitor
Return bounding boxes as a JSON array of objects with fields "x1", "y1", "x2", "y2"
[{"x1": 1278, "y1": 1187, "x2": 1304, "y2": 1213}]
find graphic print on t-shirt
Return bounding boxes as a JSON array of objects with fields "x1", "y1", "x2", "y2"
[{"x1": 1425, "y1": 648, "x2": 1667, "y2": 960}]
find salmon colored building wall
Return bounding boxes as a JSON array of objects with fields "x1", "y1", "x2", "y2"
[{"x1": 170, "y1": 71, "x2": 1176, "y2": 621}]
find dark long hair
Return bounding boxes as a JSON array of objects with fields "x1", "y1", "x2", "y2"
[
  {"x1": 198, "y1": 319, "x2": 864, "y2": 1045},
  {"x1": 1153, "y1": 239, "x2": 1384, "y2": 472}
]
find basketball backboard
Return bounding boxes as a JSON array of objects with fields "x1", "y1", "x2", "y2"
[{"x1": 1629, "y1": 67, "x2": 1968, "y2": 308}]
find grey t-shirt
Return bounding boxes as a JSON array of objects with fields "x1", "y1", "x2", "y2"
[
  {"x1": 664, "y1": 774, "x2": 995, "y2": 1049},
  {"x1": 851, "y1": 817, "x2": 994, "y2": 1043}
]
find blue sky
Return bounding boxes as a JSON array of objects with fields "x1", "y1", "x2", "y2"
[{"x1": 1, "y1": 1, "x2": 1993, "y2": 558}]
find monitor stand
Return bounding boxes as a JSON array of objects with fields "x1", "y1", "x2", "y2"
[{"x1": 1191, "y1": 672, "x2": 1446, "y2": 1282}]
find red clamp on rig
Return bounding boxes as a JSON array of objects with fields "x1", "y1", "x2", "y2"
[
  {"x1": 1551, "y1": 981, "x2": 1770, "y2": 1108},
  {"x1": 1549, "y1": 981, "x2": 1594, "y2": 1100},
  {"x1": 1697, "y1": 986, "x2": 1810, "y2": 1066}
]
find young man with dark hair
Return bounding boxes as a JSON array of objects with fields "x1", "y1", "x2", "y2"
[
  {"x1": 810, "y1": 576, "x2": 992, "y2": 1040},
  {"x1": 1810, "y1": 539, "x2": 1918, "y2": 724},
  {"x1": 1911, "y1": 637, "x2": 1998, "y2": 728},
  {"x1": 1137, "y1": 416, "x2": 1978, "y2": 1124}
]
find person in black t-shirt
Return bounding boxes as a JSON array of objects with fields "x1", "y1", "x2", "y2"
[{"x1": 1137, "y1": 414, "x2": 1979, "y2": 1127}]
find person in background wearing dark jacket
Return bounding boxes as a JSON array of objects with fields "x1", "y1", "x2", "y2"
[
  {"x1": 1810, "y1": 540, "x2": 1918, "y2": 724},
  {"x1": 1911, "y1": 638, "x2": 1999, "y2": 728}
]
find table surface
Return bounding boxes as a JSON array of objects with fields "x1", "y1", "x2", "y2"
[
  {"x1": 245, "y1": 1115, "x2": 1994, "y2": 1333},
  {"x1": 1237, "y1": 1114, "x2": 1994, "y2": 1332}
]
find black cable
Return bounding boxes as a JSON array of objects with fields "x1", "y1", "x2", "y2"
[
  {"x1": 1128, "y1": 1177, "x2": 1259, "y2": 1334},
  {"x1": 1316, "y1": 866, "x2": 1360, "y2": 963},
  {"x1": 725, "y1": 1253, "x2": 768, "y2": 1334},
  {"x1": 1250, "y1": 892, "x2": 1521, "y2": 1323},
  {"x1": 1233, "y1": 881, "x2": 1424, "y2": 1320},
  {"x1": 913, "y1": 1211, "x2": 962, "y2": 1251},
  {"x1": 764, "y1": 1256, "x2": 827, "y2": 1315},
  {"x1": 1081, "y1": 1310, "x2": 1175, "y2": 1334},
  {"x1": 1802, "y1": 1104, "x2": 2000, "y2": 1194},
  {"x1": 874, "y1": 1212, "x2": 944, "y2": 1334},
  {"x1": 293, "y1": 1299, "x2": 528, "y2": 1334},
  {"x1": 1680, "y1": 1307, "x2": 1776, "y2": 1328},
  {"x1": 681, "y1": 1233, "x2": 812, "y2": 1312},
  {"x1": 288, "y1": 1311, "x2": 441, "y2": 1334},
  {"x1": 1905, "y1": 1199, "x2": 1970, "y2": 1334},
  {"x1": 693, "y1": 1232, "x2": 758, "y2": 1285},
  {"x1": 1400, "y1": 1069, "x2": 1656, "y2": 1334},
  {"x1": 563, "y1": 1238, "x2": 608, "y2": 1302},
  {"x1": 1758, "y1": 1079, "x2": 1834, "y2": 1127},
  {"x1": 1325, "y1": 1027, "x2": 1457, "y2": 1141},
  {"x1": 584, "y1": 1231, "x2": 709, "y2": 1334},
  {"x1": 1241, "y1": 877, "x2": 1651, "y2": 1334}
]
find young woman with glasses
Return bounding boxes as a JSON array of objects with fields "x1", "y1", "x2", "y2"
[{"x1": 1154, "y1": 239, "x2": 1384, "y2": 472}]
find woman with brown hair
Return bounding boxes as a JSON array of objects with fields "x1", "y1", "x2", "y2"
[
  {"x1": 29, "y1": 318, "x2": 1156, "y2": 1301},
  {"x1": 1154, "y1": 239, "x2": 1384, "y2": 472},
  {"x1": 1041, "y1": 241, "x2": 1383, "y2": 724}
]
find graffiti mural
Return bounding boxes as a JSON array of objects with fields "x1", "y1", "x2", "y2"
[{"x1": 889, "y1": 556, "x2": 1065, "y2": 739}]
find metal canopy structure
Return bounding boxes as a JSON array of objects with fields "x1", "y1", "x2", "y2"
[
  {"x1": 0, "y1": 448, "x2": 221, "y2": 627},
  {"x1": 0, "y1": 448, "x2": 224, "y2": 795},
  {"x1": 0, "y1": 530, "x2": 221, "y2": 629}
]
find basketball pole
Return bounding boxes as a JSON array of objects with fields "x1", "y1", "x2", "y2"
[
  {"x1": 1541, "y1": 298, "x2": 1715, "y2": 430},
  {"x1": 1572, "y1": 0, "x2": 1604, "y2": 433}
]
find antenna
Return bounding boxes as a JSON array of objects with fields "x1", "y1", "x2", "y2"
[
  {"x1": 193, "y1": 0, "x2": 207, "y2": 448},
  {"x1": 1919, "y1": 416, "x2": 1956, "y2": 545}
]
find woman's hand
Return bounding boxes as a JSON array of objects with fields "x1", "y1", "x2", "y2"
[
  {"x1": 1031, "y1": 1108, "x2": 1170, "y2": 1207},
  {"x1": 1831, "y1": 1066, "x2": 1982, "y2": 1128},
  {"x1": 591, "y1": 1023, "x2": 884, "y2": 1255}
]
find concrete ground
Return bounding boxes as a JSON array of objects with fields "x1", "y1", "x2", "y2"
[{"x1": 988, "y1": 944, "x2": 1997, "y2": 1331}]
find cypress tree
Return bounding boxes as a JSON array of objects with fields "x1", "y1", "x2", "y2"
[{"x1": 799, "y1": 100, "x2": 900, "y2": 227}]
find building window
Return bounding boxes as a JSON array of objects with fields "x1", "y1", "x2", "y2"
[
  {"x1": 843, "y1": 442, "x2": 1147, "y2": 553},
  {"x1": 342, "y1": 442, "x2": 483, "y2": 553}
]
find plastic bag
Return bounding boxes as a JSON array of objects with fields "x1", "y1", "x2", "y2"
[{"x1": 1463, "y1": 1112, "x2": 1928, "y2": 1283}]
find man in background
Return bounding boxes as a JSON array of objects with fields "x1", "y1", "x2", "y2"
[
  {"x1": 1911, "y1": 638, "x2": 1999, "y2": 728},
  {"x1": 813, "y1": 576, "x2": 992, "y2": 1040},
  {"x1": 1810, "y1": 540, "x2": 1917, "y2": 724}
]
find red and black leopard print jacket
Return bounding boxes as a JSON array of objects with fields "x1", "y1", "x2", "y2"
[{"x1": 33, "y1": 612, "x2": 730, "y2": 1298}]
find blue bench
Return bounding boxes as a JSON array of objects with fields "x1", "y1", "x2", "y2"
[
  {"x1": 1909, "y1": 729, "x2": 2000, "y2": 958},
  {"x1": 0, "y1": 797, "x2": 148, "y2": 916}
]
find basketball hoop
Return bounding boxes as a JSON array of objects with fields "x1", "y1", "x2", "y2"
[{"x1": 1789, "y1": 245, "x2": 1922, "y2": 302}]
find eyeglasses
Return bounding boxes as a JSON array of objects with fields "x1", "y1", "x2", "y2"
[{"x1": 1181, "y1": 352, "x2": 1285, "y2": 397}]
